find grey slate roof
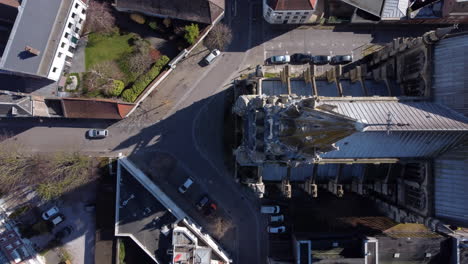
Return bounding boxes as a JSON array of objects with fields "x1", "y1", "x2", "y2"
[
  {"x1": 434, "y1": 140, "x2": 468, "y2": 227},
  {"x1": 341, "y1": 0, "x2": 385, "y2": 17},
  {"x1": 0, "y1": 91, "x2": 32, "y2": 117},
  {"x1": 0, "y1": 0, "x2": 71, "y2": 77},
  {"x1": 114, "y1": 0, "x2": 224, "y2": 24},
  {"x1": 432, "y1": 34, "x2": 468, "y2": 117},
  {"x1": 381, "y1": 0, "x2": 408, "y2": 19},
  {"x1": 322, "y1": 131, "x2": 466, "y2": 159},
  {"x1": 319, "y1": 100, "x2": 468, "y2": 132}
]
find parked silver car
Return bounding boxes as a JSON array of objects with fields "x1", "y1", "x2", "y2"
[
  {"x1": 270, "y1": 55, "x2": 290, "y2": 64},
  {"x1": 178, "y1": 178, "x2": 194, "y2": 193},
  {"x1": 42, "y1": 206, "x2": 59, "y2": 220},
  {"x1": 204, "y1": 49, "x2": 221, "y2": 65},
  {"x1": 87, "y1": 129, "x2": 108, "y2": 139},
  {"x1": 268, "y1": 226, "x2": 286, "y2": 233},
  {"x1": 270, "y1": 215, "x2": 284, "y2": 223},
  {"x1": 261, "y1": 205, "x2": 280, "y2": 214}
]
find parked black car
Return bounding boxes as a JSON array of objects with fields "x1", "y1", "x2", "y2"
[
  {"x1": 291, "y1": 53, "x2": 312, "y2": 64},
  {"x1": 196, "y1": 196, "x2": 210, "y2": 210},
  {"x1": 55, "y1": 225, "x2": 73, "y2": 241},
  {"x1": 196, "y1": 196, "x2": 217, "y2": 216},
  {"x1": 331, "y1": 55, "x2": 353, "y2": 65},
  {"x1": 312, "y1": 55, "x2": 331, "y2": 65}
]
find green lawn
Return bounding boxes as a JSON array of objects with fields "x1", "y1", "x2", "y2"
[{"x1": 85, "y1": 33, "x2": 135, "y2": 70}]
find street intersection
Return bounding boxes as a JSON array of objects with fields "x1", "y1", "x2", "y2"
[{"x1": 0, "y1": 0, "x2": 444, "y2": 263}]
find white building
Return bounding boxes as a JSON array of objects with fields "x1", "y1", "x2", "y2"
[
  {"x1": 0, "y1": 0, "x2": 87, "y2": 81},
  {"x1": 263, "y1": 0, "x2": 318, "y2": 24}
]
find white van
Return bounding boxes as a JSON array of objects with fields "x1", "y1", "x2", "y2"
[{"x1": 178, "y1": 178, "x2": 194, "y2": 193}]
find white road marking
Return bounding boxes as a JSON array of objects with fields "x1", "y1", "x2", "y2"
[{"x1": 234, "y1": 0, "x2": 237, "y2": 16}]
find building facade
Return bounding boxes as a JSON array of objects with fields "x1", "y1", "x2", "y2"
[
  {"x1": 263, "y1": 0, "x2": 318, "y2": 24},
  {"x1": 0, "y1": 0, "x2": 87, "y2": 81},
  {"x1": 48, "y1": 0, "x2": 87, "y2": 81}
]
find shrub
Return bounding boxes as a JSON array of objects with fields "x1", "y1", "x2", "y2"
[
  {"x1": 148, "y1": 21, "x2": 157, "y2": 30},
  {"x1": 184, "y1": 23, "x2": 199, "y2": 45},
  {"x1": 32, "y1": 221, "x2": 52, "y2": 235},
  {"x1": 122, "y1": 55, "x2": 170, "y2": 102},
  {"x1": 37, "y1": 183, "x2": 63, "y2": 201},
  {"x1": 8, "y1": 205, "x2": 30, "y2": 219},
  {"x1": 149, "y1": 48, "x2": 161, "y2": 61},
  {"x1": 163, "y1": 17, "x2": 172, "y2": 28},
  {"x1": 84, "y1": 88, "x2": 103, "y2": 98},
  {"x1": 132, "y1": 37, "x2": 151, "y2": 54},
  {"x1": 107, "y1": 80, "x2": 125, "y2": 97},
  {"x1": 121, "y1": 89, "x2": 137, "y2": 103},
  {"x1": 119, "y1": 240, "x2": 126, "y2": 264},
  {"x1": 60, "y1": 248, "x2": 72, "y2": 263},
  {"x1": 130, "y1": 13, "x2": 145, "y2": 24}
]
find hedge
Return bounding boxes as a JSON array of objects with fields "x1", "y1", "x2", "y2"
[
  {"x1": 108, "y1": 80, "x2": 125, "y2": 97},
  {"x1": 122, "y1": 55, "x2": 170, "y2": 102}
]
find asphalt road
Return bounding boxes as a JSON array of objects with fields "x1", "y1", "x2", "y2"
[{"x1": 0, "y1": 0, "x2": 447, "y2": 263}]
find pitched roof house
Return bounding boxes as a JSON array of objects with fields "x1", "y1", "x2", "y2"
[
  {"x1": 263, "y1": 0, "x2": 320, "y2": 24},
  {"x1": 114, "y1": 0, "x2": 225, "y2": 24}
]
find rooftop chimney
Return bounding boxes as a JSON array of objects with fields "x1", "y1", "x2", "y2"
[{"x1": 25, "y1": 46, "x2": 40, "y2": 56}]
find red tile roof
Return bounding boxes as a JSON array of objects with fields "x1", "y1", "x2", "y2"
[
  {"x1": 0, "y1": 0, "x2": 19, "y2": 8},
  {"x1": 267, "y1": 0, "x2": 316, "y2": 10},
  {"x1": 62, "y1": 98, "x2": 134, "y2": 119}
]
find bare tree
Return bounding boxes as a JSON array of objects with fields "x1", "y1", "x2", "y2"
[
  {"x1": 83, "y1": 60, "x2": 124, "y2": 96},
  {"x1": 90, "y1": 60, "x2": 125, "y2": 81},
  {"x1": 126, "y1": 52, "x2": 154, "y2": 76},
  {"x1": 85, "y1": 0, "x2": 116, "y2": 35},
  {"x1": 204, "y1": 23, "x2": 233, "y2": 51}
]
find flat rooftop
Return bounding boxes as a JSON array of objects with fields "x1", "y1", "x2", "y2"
[
  {"x1": 115, "y1": 158, "x2": 231, "y2": 264},
  {"x1": 116, "y1": 166, "x2": 177, "y2": 263},
  {"x1": 0, "y1": 0, "x2": 72, "y2": 77}
]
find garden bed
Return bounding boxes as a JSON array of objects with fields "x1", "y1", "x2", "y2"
[
  {"x1": 85, "y1": 33, "x2": 135, "y2": 70},
  {"x1": 77, "y1": 6, "x2": 208, "y2": 102}
]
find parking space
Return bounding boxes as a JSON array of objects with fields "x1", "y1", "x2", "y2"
[
  {"x1": 163, "y1": 165, "x2": 234, "y2": 240},
  {"x1": 35, "y1": 185, "x2": 96, "y2": 264},
  {"x1": 263, "y1": 29, "x2": 369, "y2": 61},
  {"x1": 131, "y1": 153, "x2": 235, "y2": 246}
]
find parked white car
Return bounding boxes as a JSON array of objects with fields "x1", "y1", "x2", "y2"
[
  {"x1": 268, "y1": 226, "x2": 286, "y2": 233},
  {"x1": 41, "y1": 206, "x2": 59, "y2": 220},
  {"x1": 51, "y1": 215, "x2": 64, "y2": 226},
  {"x1": 178, "y1": 178, "x2": 194, "y2": 193},
  {"x1": 87, "y1": 129, "x2": 108, "y2": 139},
  {"x1": 270, "y1": 215, "x2": 284, "y2": 223},
  {"x1": 261, "y1": 205, "x2": 280, "y2": 214},
  {"x1": 204, "y1": 49, "x2": 221, "y2": 65}
]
